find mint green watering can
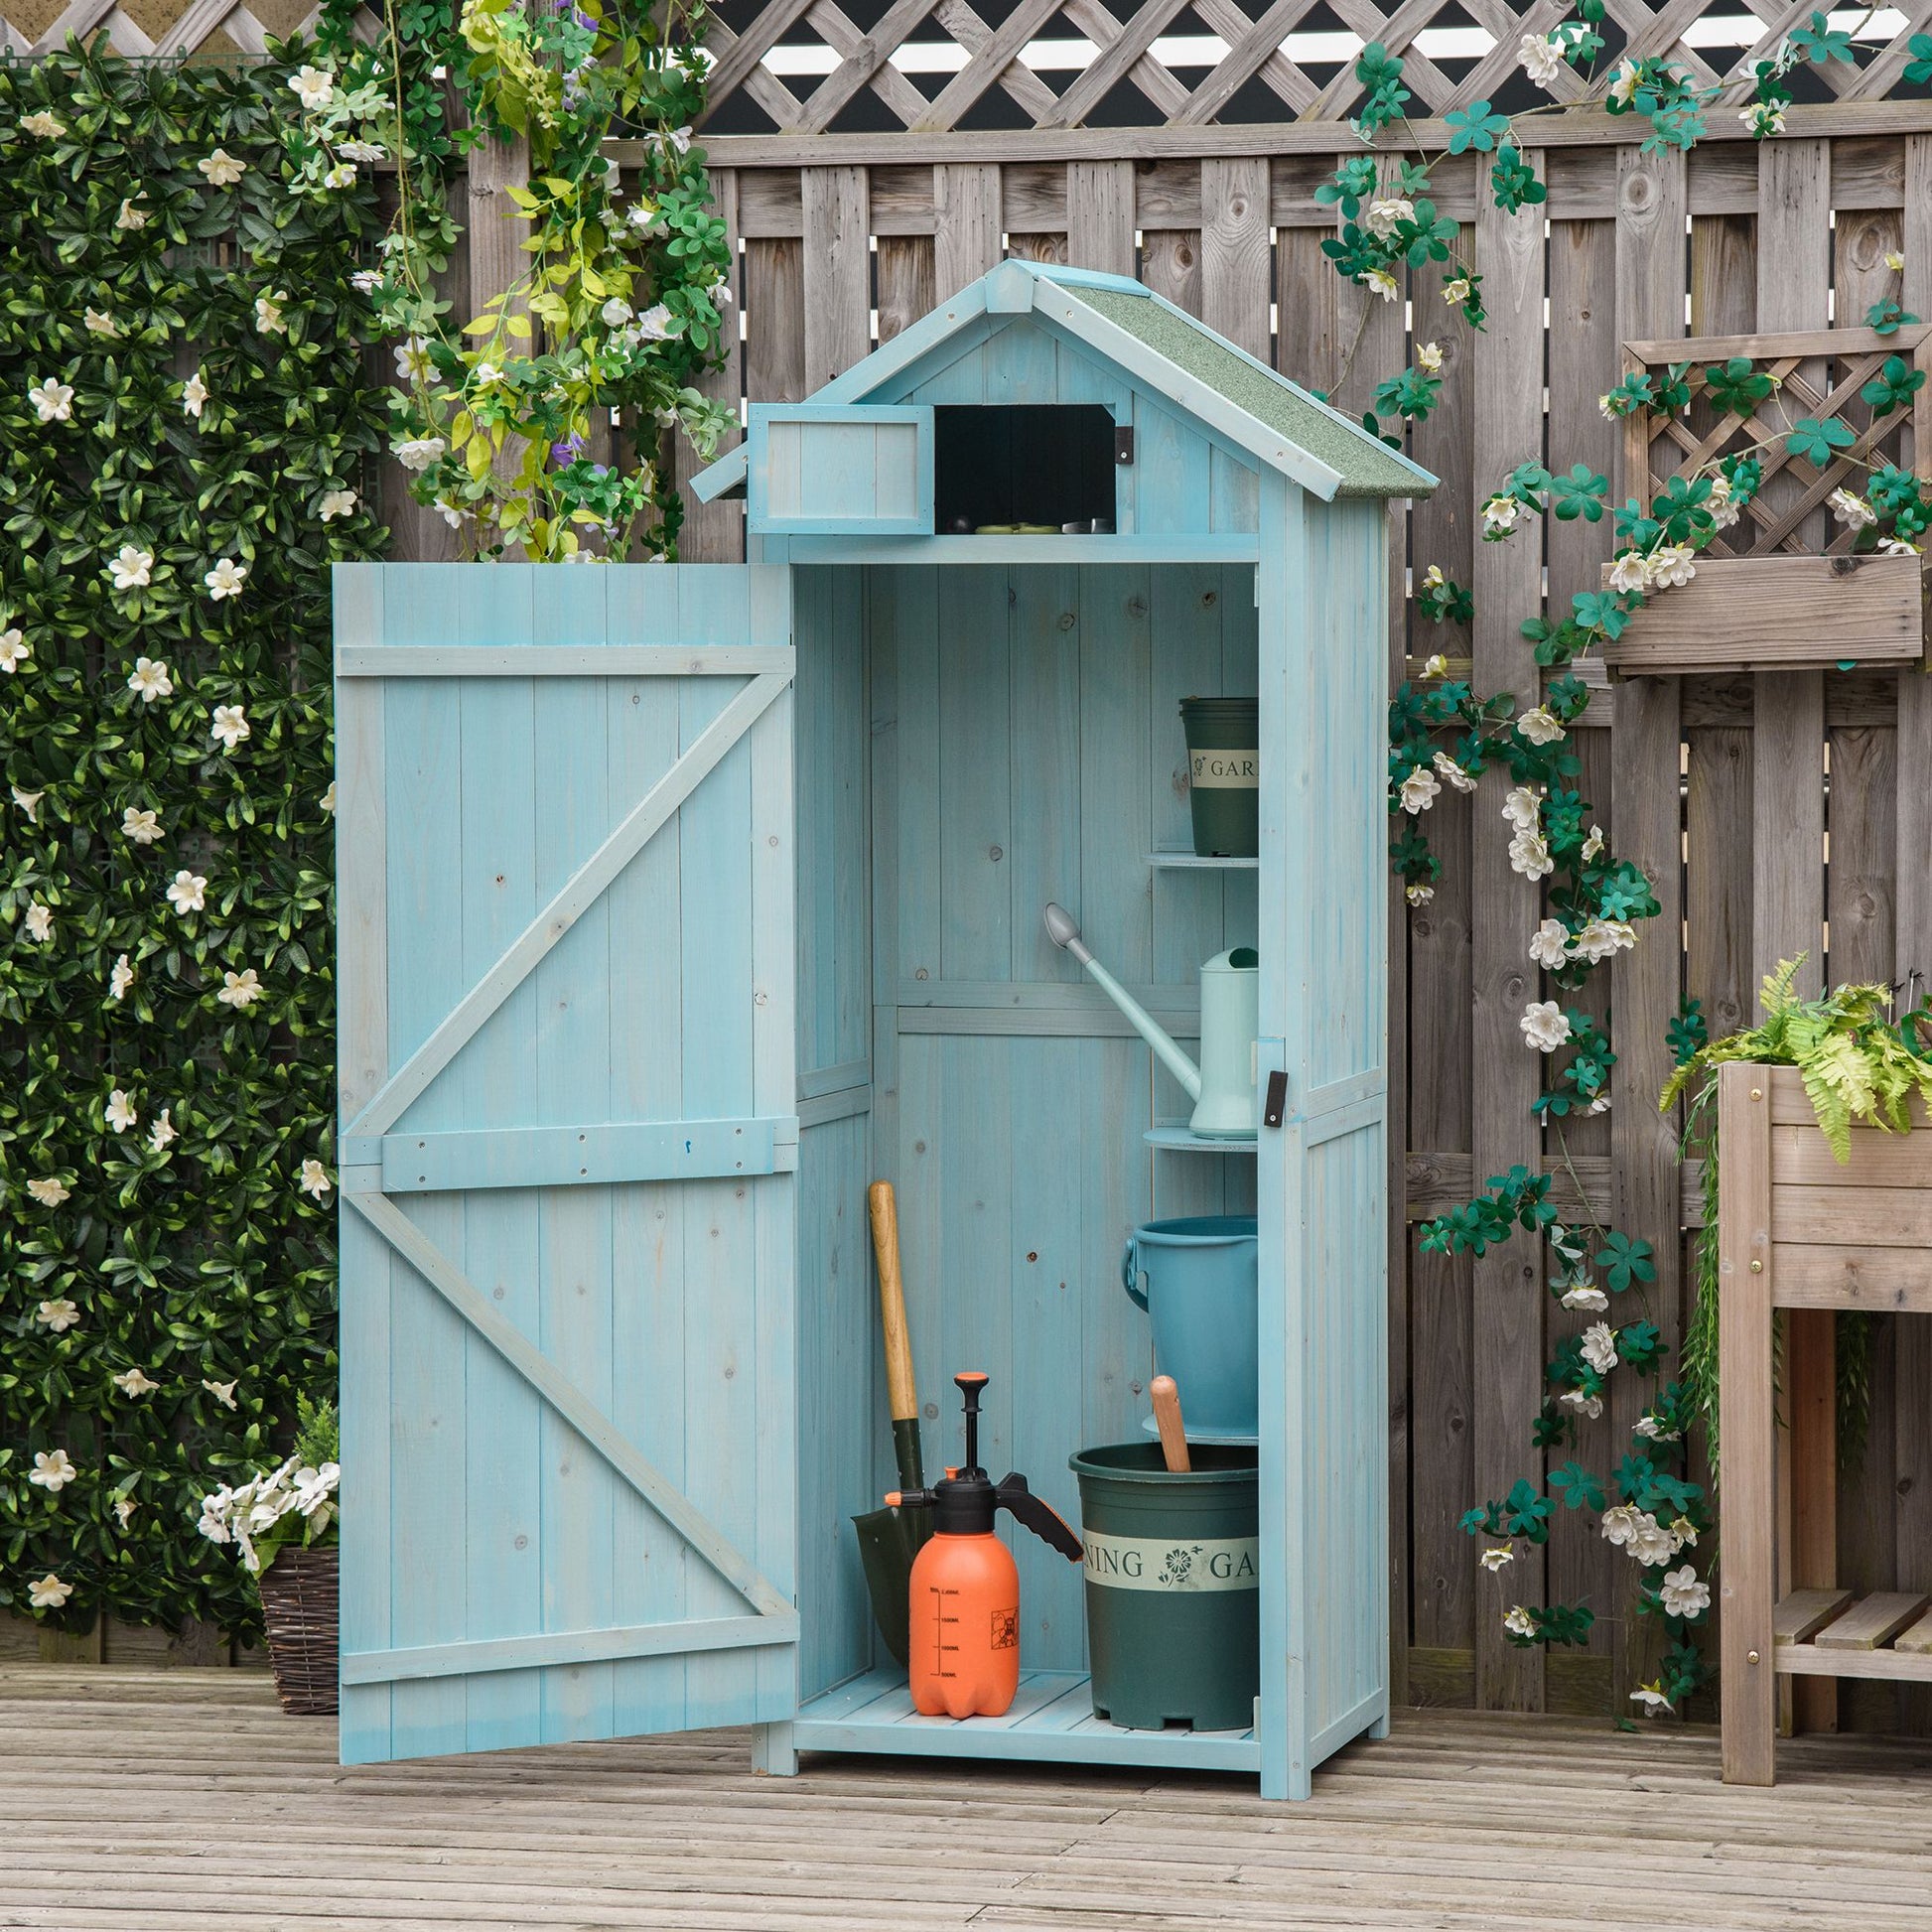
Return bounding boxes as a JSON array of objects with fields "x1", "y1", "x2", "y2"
[{"x1": 1042, "y1": 903, "x2": 1258, "y2": 1139}]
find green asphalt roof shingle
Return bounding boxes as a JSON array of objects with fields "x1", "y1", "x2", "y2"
[{"x1": 1065, "y1": 284, "x2": 1435, "y2": 499}]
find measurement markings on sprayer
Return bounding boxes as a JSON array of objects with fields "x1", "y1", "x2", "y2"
[{"x1": 928, "y1": 1585, "x2": 962, "y2": 1678}]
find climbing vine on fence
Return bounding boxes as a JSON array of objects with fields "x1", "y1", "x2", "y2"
[{"x1": 0, "y1": 43, "x2": 389, "y2": 1639}]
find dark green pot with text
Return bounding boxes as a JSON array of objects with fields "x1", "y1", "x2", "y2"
[{"x1": 1180, "y1": 697, "x2": 1259, "y2": 857}]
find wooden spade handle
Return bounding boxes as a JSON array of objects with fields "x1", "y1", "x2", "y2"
[
  {"x1": 868, "y1": 1181, "x2": 919, "y2": 1425},
  {"x1": 1151, "y1": 1375, "x2": 1191, "y2": 1473}
]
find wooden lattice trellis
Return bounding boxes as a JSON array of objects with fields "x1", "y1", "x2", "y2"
[
  {"x1": 0, "y1": 0, "x2": 379, "y2": 58},
  {"x1": 703, "y1": 0, "x2": 1932, "y2": 135}
]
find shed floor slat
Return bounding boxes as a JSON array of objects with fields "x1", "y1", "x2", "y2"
[{"x1": 3, "y1": 1667, "x2": 1930, "y2": 1929}]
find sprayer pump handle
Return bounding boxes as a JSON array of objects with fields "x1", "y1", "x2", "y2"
[{"x1": 996, "y1": 1473, "x2": 1085, "y2": 1562}]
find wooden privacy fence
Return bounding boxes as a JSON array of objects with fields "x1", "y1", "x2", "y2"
[{"x1": 672, "y1": 106, "x2": 1932, "y2": 1728}]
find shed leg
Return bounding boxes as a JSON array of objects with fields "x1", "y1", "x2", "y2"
[
  {"x1": 1368, "y1": 1713, "x2": 1391, "y2": 1740},
  {"x1": 752, "y1": 1722, "x2": 797, "y2": 1777}
]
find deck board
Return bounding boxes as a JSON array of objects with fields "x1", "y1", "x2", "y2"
[{"x1": 3, "y1": 1668, "x2": 1931, "y2": 1928}]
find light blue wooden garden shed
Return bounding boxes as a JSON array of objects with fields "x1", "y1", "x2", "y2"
[{"x1": 333, "y1": 260, "x2": 1435, "y2": 1800}]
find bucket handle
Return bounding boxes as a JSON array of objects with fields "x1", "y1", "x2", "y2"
[{"x1": 1120, "y1": 1236, "x2": 1148, "y2": 1311}]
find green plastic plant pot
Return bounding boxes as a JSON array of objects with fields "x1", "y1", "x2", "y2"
[
  {"x1": 1179, "y1": 697, "x2": 1259, "y2": 857},
  {"x1": 1069, "y1": 1441, "x2": 1260, "y2": 1731}
]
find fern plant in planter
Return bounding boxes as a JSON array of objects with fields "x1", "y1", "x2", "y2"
[{"x1": 1665, "y1": 959, "x2": 1932, "y2": 1464}]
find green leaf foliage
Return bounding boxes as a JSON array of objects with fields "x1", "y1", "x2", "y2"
[
  {"x1": 0, "y1": 40, "x2": 389, "y2": 1638},
  {"x1": 1785, "y1": 415, "x2": 1858, "y2": 466}
]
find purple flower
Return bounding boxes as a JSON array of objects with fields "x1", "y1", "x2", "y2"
[{"x1": 550, "y1": 433, "x2": 588, "y2": 468}]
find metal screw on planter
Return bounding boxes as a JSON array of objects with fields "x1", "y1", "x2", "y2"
[
  {"x1": 1179, "y1": 697, "x2": 1259, "y2": 858},
  {"x1": 255, "y1": 1545, "x2": 340, "y2": 1718}
]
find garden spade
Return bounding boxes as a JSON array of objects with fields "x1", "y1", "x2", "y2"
[{"x1": 852, "y1": 1180, "x2": 930, "y2": 1668}]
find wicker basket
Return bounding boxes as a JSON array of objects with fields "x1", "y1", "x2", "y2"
[{"x1": 255, "y1": 1543, "x2": 339, "y2": 1717}]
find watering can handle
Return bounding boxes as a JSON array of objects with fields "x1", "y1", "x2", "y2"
[{"x1": 1120, "y1": 1236, "x2": 1148, "y2": 1311}]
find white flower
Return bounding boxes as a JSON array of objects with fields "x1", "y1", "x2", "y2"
[
  {"x1": 1520, "y1": 1001, "x2": 1572, "y2": 1052},
  {"x1": 294, "y1": 1462, "x2": 340, "y2": 1521},
  {"x1": 28, "y1": 378, "x2": 73, "y2": 423},
  {"x1": 320, "y1": 781, "x2": 338, "y2": 815},
  {"x1": 0, "y1": 626, "x2": 28, "y2": 672},
  {"x1": 115, "y1": 197, "x2": 149, "y2": 231},
  {"x1": 254, "y1": 293, "x2": 287, "y2": 336},
  {"x1": 1659, "y1": 1565, "x2": 1710, "y2": 1618},
  {"x1": 1571, "y1": 917, "x2": 1636, "y2": 964},
  {"x1": 109, "y1": 954, "x2": 135, "y2": 1000},
  {"x1": 1633, "y1": 1414, "x2": 1680, "y2": 1443},
  {"x1": 21, "y1": 111, "x2": 66, "y2": 139},
  {"x1": 1559, "y1": 1388, "x2": 1603, "y2": 1420},
  {"x1": 1628, "y1": 1513, "x2": 1679, "y2": 1567},
  {"x1": 121, "y1": 806, "x2": 161, "y2": 844},
  {"x1": 83, "y1": 307, "x2": 120, "y2": 338},
  {"x1": 1629, "y1": 1683, "x2": 1673, "y2": 1714},
  {"x1": 1519, "y1": 31, "x2": 1567, "y2": 88},
  {"x1": 182, "y1": 371, "x2": 209, "y2": 419},
  {"x1": 198, "y1": 1486, "x2": 234, "y2": 1544},
  {"x1": 1432, "y1": 751, "x2": 1476, "y2": 793},
  {"x1": 1607, "y1": 550, "x2": 1651, "y2": 595},
  {"x1": 1829, "y1": 486, "x2": 1876, "y2": 530},
  {"x1": 1670, "y1": 1515, "x2": 1700, "y2": 1550},
  {"x1": 1885, "y1": 249, "x2": 1906, "y2": 273},
  {"x1": 1609, "y1": 59, "x2": 1641, "y2": 107},
  {"x1": 1416, "y1": 341, "x2": 1444, "y2": 375},
  {"x1": 349, "y1": 269, "x2": 382, "y2": 294},
  {"x1": 1880, "y1": 537, "x2": 1923, "y2": 556},
  {"x1": 319, "y1": 487, "x2": 357, "y2": 521},
  {"x1": 1405, "y1": 884, "x2": 1434, "y2": 906},
  {"x1": 148, "y1": 1107, "x2": 177, "y2": 1154},
  {"x1": 29, "y1": 1449, "x2": 77, "y2": 1492},
  {"x1": 1362, "y1": 267, "x2": 1399, "y2": 303},
  {"x1": 35, "y1": 1296, "x2": 79, "y2": 1328},
  {"x1": 1649, "y1": 543, "x2": 1697, "y2": 590},
  {"x1": 166, "y1": 870, "x2": 207, "y2": 915},
  {"x1": 300, "y1": 1158, "x2": 333, "y2": 1200},
  {"x1": 199, "y1": 149, "x2": 245, "y2": 186},
  {"x1": 1443, "y1": 276, "x2": 1471, "y2": 307},
  {"x1": 107, "y1": 544, "x2": 153, "y2": 591},
  {"x1": 1517, "y1": 704, "x2": 1565, "y2": 747},
  {"x1": 127, "y1": 657, "x2": 173, "y2": 703},
  {"x1": 1481, "y1": 494, "x2": 1520, "y2": 536},
  {"x1": 1509, "y1": 829, "x2": 1554, "y2": 880},
  {"x1": 1421, "y1": 652, "x2": 1448, "y2": 679},
  {"x1": 431, "y1": 63, "x2": 447, "y2": 78},
  {"x1": 203, "y1": 1378, "x2": 238, "y2": 1410},
  {"x1": 1479, "y1": 1546, "x2": 1513, "y2": 1572},
  {"x1": 217, "y1": 968, "x2": 263, "y2": 1009},
  {"x1": 106, "y1": 1088, "x2": 138, "y2": 1132},
  {"x1": 394, "y1": 436, "x2": 447, "y2": 473},
  {"x1": 1529, "y1": 919, "x2": 1570, "y2": 970},
  {"x1": 1502, "y1": 785, "x2": 1541, "y2": 829},
  {"x1": 210, "y1": 703, "x2": 250, "y2": 751},
  {"x1": 1742, "y1": 101, "x2": 1787, "y2": 137},
  {"x1": 1560, "y1": 1282, "x2": 1609, "y2": 1312},
  {"x1": 393, "y1": 336, "x2": 433, "y2": 382},
  {"x1": 1502, "y1": 1606, "x2": 1537, "y2": 1639},
  {"x1": 288, "y1": 65, "x2": 336, "y2": 109},
  {"x1": 1580, "y1": 1321, "x2": 1619, "y2": 1375},
  {"x1": 601, "y1": 296, "x2": 634, "y2": 327},
  {"x1": 24, "y1": 901, "x2": 52, "y2": 942},
  {"x1": 1597, "y1": 391, "x2": 1620, "y2": 422},
  {"x1": 660, "y1": 124, "x2": 693, "y2": 156},
  {"x1": 625, "y1": 201, "x2": 667, "y2": 237},
  {"x1": 113, "y1": 1497, "x2": 138, "y2": 1527},
  {"x1": 205, "y1": 558, "x2": 247, "y2": 600},
  {"x1": 1581, "y1": 824, "x2": 1604, "y2": 862},
  {"x1": 1398, "y1": 765, "x2": 1442, "y2": 815},
  {"x1": 1364, "y1": 197, "x2": 1414, "y2": 240},
  {"x1": 629, "y1": 303, "x2": 677, "y2": 344},
  {"x1": 1599, "y1": 1504, "x2": 1641, "y2": 1548},
  {"x1": 341, "y1": 140, "x2": 387, "y2": 163},
  {"x1": 473, "y1": 361, "x2": 503, "y2": 387},
  {"x1": 27, "y1": 1575, "x2": 72, "y2": 1610},
  {"x1": 12, "y1": 785, "x2": 43, "y2": 819}
]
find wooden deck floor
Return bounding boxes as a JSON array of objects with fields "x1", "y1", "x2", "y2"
[{"x1": 3, "y1": 1668, "x2": 1930, "y2": 1930}]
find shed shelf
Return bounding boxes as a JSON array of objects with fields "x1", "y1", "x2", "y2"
[
  {"x1": 1146, "y1": 1124, "x2": 1258, "y2": 1153},
  {"x1": 1149, "y1": 852, "x2": 1260, "y2": 871},
  {"x1": 793, "y1": 1667, "x2": 1261, "y2": 1773},
  {"x1": 1773, "y1": 1589, "x2": 1932, "y2": 1680}
]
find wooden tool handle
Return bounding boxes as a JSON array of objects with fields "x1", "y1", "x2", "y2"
[
  {"x1": 1151, "y1": 1375, "x2": 1190, "y2": 1473},
  {"x1": 868, "y1": 1181, "x2": 919, "y2": 1425}
]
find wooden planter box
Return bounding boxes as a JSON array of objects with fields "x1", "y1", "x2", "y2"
[
  {"x1": 1600, "y1": 552, "x2": 1926, "y2": 676},
  {"x1": 1718, "y1": 1064, "x2": 1932, "y2": 1785}
]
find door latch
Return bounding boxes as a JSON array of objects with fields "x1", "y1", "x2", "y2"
[{"x1": 1263, "y1": 1069, "x2": 1289, "y2": 1129}]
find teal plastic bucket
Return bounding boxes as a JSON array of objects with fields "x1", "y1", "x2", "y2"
[
  {"x1": 1070, "y1": 1441, "x2": 1260, "y2": 1730},
  {"x1": 1121, "y1": 1215, "x2": 1257, "y2": 1440}
]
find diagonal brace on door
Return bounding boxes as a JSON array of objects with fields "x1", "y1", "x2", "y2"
[
  {"x1": 348, "y1": 1188, "x2": 793, "y2": 1621},
  {"x1": 345, "y1": 667, "x2": 793, "y2": 1144}
]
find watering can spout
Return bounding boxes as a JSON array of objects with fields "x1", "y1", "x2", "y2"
[{"x1": 1042, "y1": 902, "x2": 1202, "y2": 1102}]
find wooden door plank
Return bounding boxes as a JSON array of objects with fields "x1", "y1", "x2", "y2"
[
  {"x1": 802, "y1": 166, "x2": 872, "y2": 390},
  {"x1": 1200, "y1": 158, "x2": 1271, "y2": 365},
  {"x1": 934, "y1": 164, "x2": 1003, "y2": 304},
  {"x1": 1812, "y1": 1593, "x2": 1932, "y2": 1651},
  {"x1": 1771, "y1": 1247, "x2": 1932, "y2": 1312},
  {"x1": 1065, "y1": 161, "x2": 1136, "y2": 276}
]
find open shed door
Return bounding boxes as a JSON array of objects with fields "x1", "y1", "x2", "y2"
[{"x1": 333, "y1": 564, "x2": 798, "y2": 1764}]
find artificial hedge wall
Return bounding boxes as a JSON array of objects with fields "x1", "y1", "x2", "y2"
[{"x1": 0, "y1": 44, "x2": 389, "y2": 1639}]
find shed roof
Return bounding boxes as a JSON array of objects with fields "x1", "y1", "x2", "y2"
[{"x1": 691, "y1": 260, "x2": 1437, "y2": 505}]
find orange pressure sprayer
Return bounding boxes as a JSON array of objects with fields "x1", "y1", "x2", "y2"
[{"x1": 887, "y1": 1371, "x2": 1083, "y2": 1718}]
